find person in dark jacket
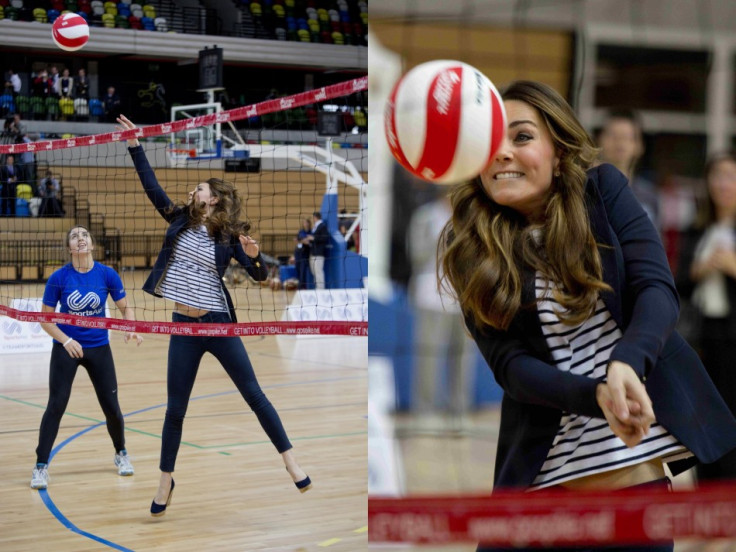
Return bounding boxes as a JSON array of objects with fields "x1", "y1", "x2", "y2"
[
  {"x1": 438, "y1": 81, "x2": 736, "y2": 552},
  {"x1": 307, "y1": 210, "x2": 331, "y2": 289},
  {"x1": 117, "y1": 115, "x2": 312, "y2": 518}
]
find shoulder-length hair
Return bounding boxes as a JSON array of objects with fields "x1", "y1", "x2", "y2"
[
  {"x1": 439, "y1": 80, "x2": 609, "y2": 331},
  {"x1": 176, "y1": 178, "x2": 251, "y2": 239}
]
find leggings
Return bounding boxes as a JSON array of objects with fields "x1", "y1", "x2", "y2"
[
  {"x1": 36, "y1": 343, "x2": 125, "y2": 464},
  {"x1": 159, "y1": 311, "x2": 292, "y2": 472},
  {"x1": 476, "y1": 478, "x2": 674, "y2": 552}
]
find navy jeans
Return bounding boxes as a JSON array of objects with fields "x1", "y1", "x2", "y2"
[{"x1": 160, "y1": 311, "x2": 292, "y2": 472}]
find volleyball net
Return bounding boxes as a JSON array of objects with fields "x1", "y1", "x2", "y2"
[
  {"x1": 0, "y1": 77, "x2": 367, "y2": 338},
  {"x1": 369, "y1": 482, "x2": 736, "y2": 547}
]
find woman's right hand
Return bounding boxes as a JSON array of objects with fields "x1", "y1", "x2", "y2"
[{"x1": 116, "y1": 114, "x2": 140, "y2": 147}]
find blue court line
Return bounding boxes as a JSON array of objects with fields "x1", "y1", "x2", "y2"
[
  {"x1": 35, "y1": 373, "x2": 366, "y2": 550},
  {"x1": 42, "y1": 422, "x2": 134, "y2": 552}
]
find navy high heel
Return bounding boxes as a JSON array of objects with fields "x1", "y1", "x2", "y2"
[
  {"x1": 150, "y1": 478, "x2": 175, "y2": 517},
  {"x1": 294, "y1": 475, "x2": 312, "y2": 493}
]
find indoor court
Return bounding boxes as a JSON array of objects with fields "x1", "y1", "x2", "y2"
[{"x1": 0, "y1": 273, "x2": 367, "y2": 551}]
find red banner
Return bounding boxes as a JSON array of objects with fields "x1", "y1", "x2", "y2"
[
  {"x1": 0, "y1": 304, "x2": 367, "y2": 337},
  {"x1": 0, "y1": 77, "x2": 367, "y2": 155},
  {"x1": 369, "y1": 482, "x2": 736, "y2": 546}
]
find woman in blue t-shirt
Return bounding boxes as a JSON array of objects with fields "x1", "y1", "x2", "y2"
[{"x1": 30, "y1": 226, "x2": 143, "y2": 490}]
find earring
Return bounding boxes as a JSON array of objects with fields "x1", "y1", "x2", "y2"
[{"x1": 554, "y1": 169, "x2": 561, "y2": 177}]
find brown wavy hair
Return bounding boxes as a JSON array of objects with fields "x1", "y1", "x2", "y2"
[
  {"x1": 172, "y1": 178, "x2": 251, "y2": 239},
  {"x1": 439, "y1": 80, "x2": 609, "y2": 331}
]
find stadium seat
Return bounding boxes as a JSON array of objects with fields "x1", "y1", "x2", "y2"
[
  {"x1": 153, "y1": 15, "x2": 166, "y2": 30},
  {"x1": 16, "y1": 184, "x2": 33, "y2": 200},
  {"x1": 30, "y1": 96, "x2": 45, "y2": 119},
  {"x1": 141, "y1": 3, "x2": 153, "y2": 17},
  {"x1": 32, "y1": 6, "x2": 46, "y2": 20},
  {"x1": 4, "y1": 5, "x2": 18, "y2": 18},
  {"x1": 127, "y1": 13, "x2": 140, "y2": 27},
  {"x1": 91, "y1": 4, "x2": 102, "y2": 14},
  {"x1": 59, "y1": 97, "x2": 74, "y2": 118},
  {"x1": 297, "y1": 28, "x2": 309, "y2": 41},
  {"x1": 46, "y1": 7, "x2": 59, "y2": 20},
  {"x1": 101, "y1": 11, "x2": 114, "y2": 25},
  {"x1": 353, "y1": 107, "x2": 366, "y2": 129},
  {"x1": 140, "y1": 14, "x2": 154, "y2": 29},
  {"x1": 88, "y1": 98, "x2": 104, "y2": 119},
  {"x1": 331, "y1": 30, "x2": 343, "y2": 44},
  {"x1": 15, "y1": 95, "x2": 30, "y2": 116},
  {"x1": 45, "y1": 96, "x2": 60, "y2": 119},
  {"x1": 10, "y1": 0, "x2": 22, "y2": 9},
  {"x1": 0, "y1": 5, "x2": 4, "y2": 18},
  {"x1": 74, "y1": 97, "x2": 88, "y2": 117},
  {"x1": 115, "y1": 13, "x2": 129, "y2": 26},
  {"x1": 76, "y1": 9, "x2": 88, "y2": 19},
  {"x1": 0, "y1": 94, "x2": 14, "y2": 116}
]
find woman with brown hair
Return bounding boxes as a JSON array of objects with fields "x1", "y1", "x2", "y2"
[
  {"x1": 117, "y1": 115, "x2": 312, "y2": 517},
  {"x1": 438, "y1": 81, "x2": 736, "y2": 552}
]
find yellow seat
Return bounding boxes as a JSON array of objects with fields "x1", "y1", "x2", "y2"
[
  {"x1": 33, "y1": 7, "x2": 47, "y2": 22},
  {"x1": 59, "y1": 97, "x2": 74, "y2": 116},
  {"x1": 102, "y1": 12, "x2": 114, "y2": 26},
  {"x1": 16, "y1": 184, "x2": 33, "y2": 200}
]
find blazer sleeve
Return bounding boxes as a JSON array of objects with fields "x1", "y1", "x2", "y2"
[
  {"x1": 128, "y1": 145, "x2": 179, "y2": 223},
  {"x1": 231, "y1": 236, "x2": 269, "y2": 281},
  {"x1": 594, "y1": 164, "x2": 679, "y2": 378},
  {"x1": 467, "y1": 317, "x2": 605, "y2": 419}
]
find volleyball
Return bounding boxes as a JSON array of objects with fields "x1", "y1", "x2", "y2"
[
  {"x1": 52, "y1": 13, "x2": 90, "y2": 52},
  {"x1": 384, "y1": 60, "x2": 507, "y2": 185}
]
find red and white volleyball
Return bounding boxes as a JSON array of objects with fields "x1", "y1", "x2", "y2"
[
  {"x1": 52, "y1": 13, "x2": 90, "y2": 52},
  {"x1": 384, "y1": 60, "x2": 507, "y2": 184}
]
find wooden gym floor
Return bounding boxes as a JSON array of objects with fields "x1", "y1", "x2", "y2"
[{"x1": 0, "y1": 274, "x2": 367, "y2": 552}]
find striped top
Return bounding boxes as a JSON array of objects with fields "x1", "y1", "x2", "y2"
[
  {"x1": 156, "y1": 225, "x2": 229, "y2": 312},
  {"x1": 530, "y1": 273, "x2": 687, "y2": 489}
]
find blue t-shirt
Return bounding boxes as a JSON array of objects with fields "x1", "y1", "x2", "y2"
[{"x1": 42, "y1": 262, "x2": 126, "y2": 348}]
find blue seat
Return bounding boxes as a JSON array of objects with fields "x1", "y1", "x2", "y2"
[
  {"x1": 15, "y1": 199, "x2": 30, "y2": 217},
  {"x1": 0, "y1": 94, "x2": 15, "y2": 116},
  {"x1": 89, "y1": 98, "x2": 104, "y2": 116}
]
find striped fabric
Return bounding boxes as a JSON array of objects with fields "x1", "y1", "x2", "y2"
[
  {"x1": 530, "y1": 274, "x2": 687, "y2": 489},
  {"x1": 156, "y1": 225, "x2": 228, "y2": 312}
]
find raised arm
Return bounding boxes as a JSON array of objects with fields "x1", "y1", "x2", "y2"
[{"x1": 117, "y1": 114, "x2": 178, "y2": 222}]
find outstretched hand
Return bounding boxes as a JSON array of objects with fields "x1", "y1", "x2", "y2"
[
  {"x1": 124, "y1": 332, "x2": 143, "y2": 346},
  {"x1": 239, "y1": 235, "x2": 260, "y2": 258},
  {"x1": 116, "y1": 114, "x2": 140, "y2": 147}
]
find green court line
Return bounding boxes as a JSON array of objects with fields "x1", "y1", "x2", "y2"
[{"x1": 0, "y1": 394, "x2": 366, "y2": 450}]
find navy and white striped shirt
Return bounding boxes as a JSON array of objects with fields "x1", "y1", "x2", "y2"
[
  {"x1": 531, "y1": 274, "x2": 686, "y2": 489},
  {"x1": 157, "y1": 225, "x2": 228, "y2": 312}
]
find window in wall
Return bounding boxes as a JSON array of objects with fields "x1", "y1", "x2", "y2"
[{"x1": 595, "y1": 45, "x2": 709, "y2": 113}]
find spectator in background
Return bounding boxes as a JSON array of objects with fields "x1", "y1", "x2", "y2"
[
  {"x1": 407, "y1": 192, "x2": 474, "y2": 434},
  {"x1": 75, "y1": 68, "x2": 89, "y2": 100},
  {"x1": 103, "y1": 86, "x2": 121, "y2": 122},
  {"x1": 307, "y1": 211, "x2": 330, "y2": 289},
  {"x1": 294, "y1": 216, "x2": 312, "y2": 289},
  {"x1": 17, "y1": 134, "x2": 36, "y2": 189},
  {"x1": 1, "y1": 154, "x2": 18, "y2": 216},
  {"x1": 56, "y1": 68, "x2": 74, "y2": 99},
  {"x1": 32, "y1": 69, "x2": 52, "y2": 98},
  {"x1": 38, "y1": 170, "x2": 64, "y2": 217},
  {"x1": 596, "y1": 108, "x2": 660, "y2": 229},
  {"x1": 4, "y1": 69, "x2": 21, "y2": 97},
  {"x1": 339, "y1": 221, "x2": 356, "y2": 252},
  {"x1": 676, "y1": 152, "x2": 736, "y2": 482},
  {"x1": 6, "y1": 113, "x2": 25, "y2": 142},
  {"x1": 48, "y1": 66, "x2": 60, "y2": 98}
]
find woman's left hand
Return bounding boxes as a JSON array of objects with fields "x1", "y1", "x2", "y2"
[
  {"x1": 605, "y1": 360, "x2": 655, "y2": 433},
  {"x1": 239, "y1": 235, "x2": 260, "y2": 258},
  {"x1": 124, "y1": 332, "x2": 143, "y2": 346}
]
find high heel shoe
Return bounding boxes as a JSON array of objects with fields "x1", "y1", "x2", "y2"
[
  {"x1": 294, "y1": 475, "x2": 312, "y2": 493},
  {"x1": 150, "y1": 479, "x2": 175, "y2": 517}
]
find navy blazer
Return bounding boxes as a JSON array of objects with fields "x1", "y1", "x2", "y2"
[
  {"x1": 310, "y1": 221, "x2": 331, "y2": 257},
  {"x1": 128, "y1": 146, "x2": 269, "y2": 323},
  {"x1": 466, "y1": 163, "x2": 736, "y2": 489}
]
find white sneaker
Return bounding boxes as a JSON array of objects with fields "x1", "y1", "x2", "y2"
[
  {"x1": 31, "y1": 465, "x2": 49, "y2": 489},
  {"x1": 114, "y1": 451, "x2": 134, "y2": 476}
]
